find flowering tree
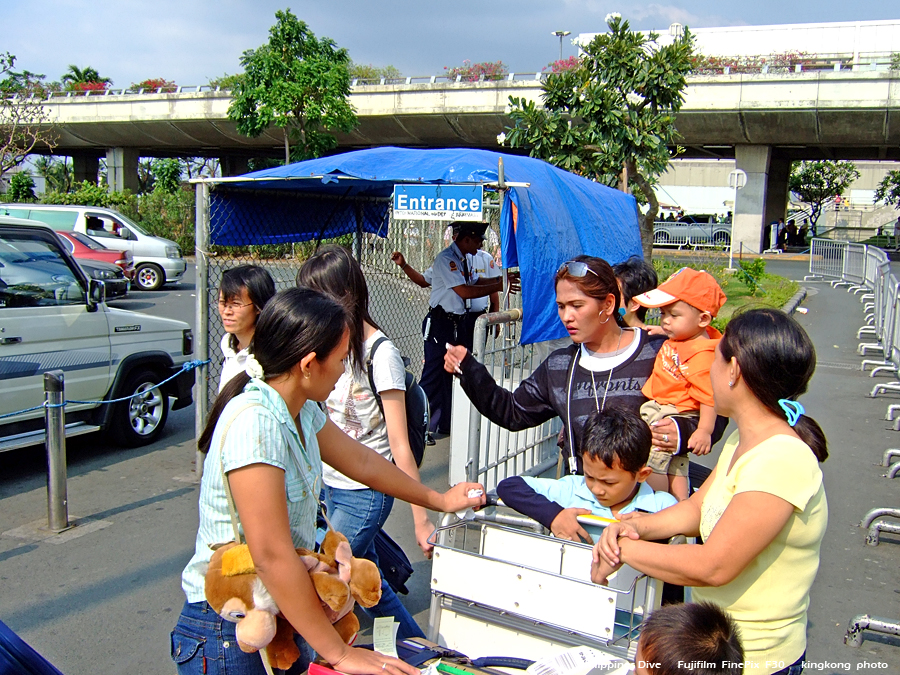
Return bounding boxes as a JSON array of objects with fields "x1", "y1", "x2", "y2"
[
  {"x1": 444, "y1": 60, "x2": 508, "y2": 82},
  {"x1": 0, "y1": 53, "x2": 57, "y2": 177},
  {"x1": 133, "y1": 78, "x2": 177, "y2": 93},
  {"x1": 543, "y1": 56, "x2": 580, "y2": 74},
  {"x1": 504, "y1": 14, "x2": 695, "y2": 258}
]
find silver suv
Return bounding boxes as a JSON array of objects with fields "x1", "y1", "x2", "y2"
[
  {"x1": 653, "y1": 215, "x2": 732, "y2": 247},
  {"x1": 0, "y1": 217, "x2": 194, "y2": 452}
]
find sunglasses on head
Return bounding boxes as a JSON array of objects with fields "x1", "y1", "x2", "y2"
[{"x1": 558, "y1": 261, "x2": 600, "y2": 278}]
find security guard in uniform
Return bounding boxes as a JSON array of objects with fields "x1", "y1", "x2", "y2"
[{"x1": 415, "y1": 222, "x2": 504, "y2": 438}]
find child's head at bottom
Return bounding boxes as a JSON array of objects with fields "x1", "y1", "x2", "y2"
[
  {"x1": 578, "y1": 407, "x2": 653, "y2": 512},
  {"x1": 634, "y1": 602, "x2": 743, "y2": 675}
]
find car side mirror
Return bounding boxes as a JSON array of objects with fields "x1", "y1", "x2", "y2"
[
  {"x1": 87, "y1": 278, "x2": 106, "y2": 311},
  {"x1": 118, "y1": 227, "x2": 132, "y2": 240}
]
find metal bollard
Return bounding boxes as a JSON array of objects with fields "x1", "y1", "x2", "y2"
[{"x1": 44, "y1": 370, "x2": 70, "y2": 533}]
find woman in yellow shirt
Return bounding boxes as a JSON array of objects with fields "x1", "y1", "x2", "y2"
[{"x1": 593, "y1": 308, "x2": 828, "y2": 675}]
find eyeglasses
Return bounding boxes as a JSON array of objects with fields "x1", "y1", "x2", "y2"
[
  {"x1": 217, "y1": 300, "x2": 254, "y2": 311},
  {"x1": 558, "y1": 261, "x2": 600, "y2": 278}
]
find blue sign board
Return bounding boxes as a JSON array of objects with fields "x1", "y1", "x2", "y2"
[{"x1": 393, "y1": 184, "x2": 484, "y2": 221}]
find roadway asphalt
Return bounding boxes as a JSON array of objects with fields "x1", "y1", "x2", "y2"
[{"x1": 1, "y1": 258, "x2": 898, "y2": 673}]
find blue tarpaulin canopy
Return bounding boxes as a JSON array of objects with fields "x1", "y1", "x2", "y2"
[{"x1": 209, "y1": 147, "x2": 641, "y2": 344}]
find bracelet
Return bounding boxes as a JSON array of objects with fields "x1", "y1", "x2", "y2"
[{"x1": 402, "y1": 262, "x2": 409, "y2": 270}]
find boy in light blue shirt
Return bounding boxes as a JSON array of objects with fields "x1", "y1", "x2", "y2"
[{"x1": 497, "y1": 407, "x2": 676, "y2": 544}]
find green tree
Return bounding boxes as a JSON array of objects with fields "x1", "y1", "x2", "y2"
[
  {"x1": 7, "y1": 170, "x2": 36, "y2": 201},
  {"x1": 0, "y1": 53, "x2": 57, "y2": 177},
  {"x1": 208, "y1": 72, "x2": 246, "y2": 90},
  {"x1": 504, "y1": 15, "x2": 695, "y2": 258},
  {"x1": 60, "y1": 65, "x2": 111, "y2": 88},
  {"x1": 348, "y1": 62, "x2": 401, "y2": 82},
  {"x1": 228, "y1": 9, "x2": 358, "y2": 163},
  {"x1": 789, "y1": 160, "x2": 860, "y2": 231},
  {"x1": 33, "y1": 156, "x2": 73, "y2": 193},
  {"x1": 875, "y1": 169, "x2": 900, "y2": 209},
  {"x1": 151, "y1": 158, "x2": 184, "y2": 194}
]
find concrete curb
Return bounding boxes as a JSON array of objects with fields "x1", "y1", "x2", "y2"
[{"x1": 782, "y1": 287, "x2": 808, "y2": 315}]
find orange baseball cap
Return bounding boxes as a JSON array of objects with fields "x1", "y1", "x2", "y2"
[{"x1": 634, "y1": 267, "x2": 727, "y2": 317}]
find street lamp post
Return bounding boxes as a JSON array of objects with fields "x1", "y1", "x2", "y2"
[
  {"x1": 727, "y1": 169, "x2": 747, "y2": 271},
  {"x1": 551, "y1": 30, "x2": 571, "y2": 62}
]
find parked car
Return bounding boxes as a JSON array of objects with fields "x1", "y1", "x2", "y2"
[
  {"x1": 77, "y1": 259, "x2": 130, "y2": 299},
  {"x1": 55, "y1": 230, "x2": 135, "y2": 280},
  {"x1": 0, "y1": 204, "x2": 186, "y2": 291},
  {"x1": 0, "y1": 216, "x2": 194, "y2": 452},
  {"x1": 653, "y1": 215, "x2": 732, "y2": 247}
]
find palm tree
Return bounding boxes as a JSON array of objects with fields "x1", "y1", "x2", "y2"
[{"x1": 60, "y1": 65, "x2": 111, "y2": 87}]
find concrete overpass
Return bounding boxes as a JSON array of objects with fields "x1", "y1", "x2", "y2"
[{"x1": 29, "y1": 69, "x2": 900, "y2": 252}]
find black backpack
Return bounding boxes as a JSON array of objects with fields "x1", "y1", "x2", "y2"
[{"x1": 366, "y1": 337, "x2": 430, "y2": 467}]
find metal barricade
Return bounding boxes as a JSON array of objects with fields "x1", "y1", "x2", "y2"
[
  {"x1": 449, "y1": 310, "x2": 561, "y2": 492},
  {"x1": 805, "y1": 238, "x2": 847, "y2": 280},
  {"x1": 841, "y1": 243, "x2": 867, "y2": 288},
  {"x1": 858, "y1": 260, "x2": 892, "y2": 357}
]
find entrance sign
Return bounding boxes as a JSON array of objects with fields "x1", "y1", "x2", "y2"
[{"x1": 393, "y1": 184, "x2": 484, "y2": 221}]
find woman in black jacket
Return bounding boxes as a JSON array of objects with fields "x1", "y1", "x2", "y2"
[{"x1": 444, "y1": 256, "x2": 724, "y2": 478}]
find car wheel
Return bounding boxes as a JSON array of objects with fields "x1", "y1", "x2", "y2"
[
  {"x1": 134, "y1": 264, "x2": 165, "y2": 291},
  {"x1": 654, "y1": 232, "x2": 670, "y2": 245},
  {"x1": 109, "y1": 369, "x2": 169, "y2": 447},
  {"x1": 714, "y1": 232, "x2": 731, "y2": 246}
]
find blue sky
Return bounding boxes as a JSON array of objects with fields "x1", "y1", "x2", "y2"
[{"x1": 3, "y1": 1, "x2": 899, "y2": 87}]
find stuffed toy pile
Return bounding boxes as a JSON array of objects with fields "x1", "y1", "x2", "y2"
[{"x1": 205, "y1": 529, "x2": 382, "y2": 670}]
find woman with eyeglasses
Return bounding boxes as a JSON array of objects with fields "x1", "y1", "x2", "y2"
[
  {"x1": 445, "y1": 256, "x2": 721, "y2": 541},
  {"x1": 217, "y1": 265, "x2": 276, "y2": 392}
]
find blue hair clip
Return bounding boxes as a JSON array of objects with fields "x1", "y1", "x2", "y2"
[{"x1": 778, "y1": 399, "x2": 805, "y2": 427}]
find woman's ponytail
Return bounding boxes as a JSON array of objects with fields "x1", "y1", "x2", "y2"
[
  {"x1": 793, "y1": 416, "x2": 828, "y2": 463},
  {"x1": 720, "y1": 308, "x2": 828, "y2": 463}
]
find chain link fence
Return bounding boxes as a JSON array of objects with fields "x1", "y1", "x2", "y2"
[{"x1": 199, "y1": 185, "x2": 506, "y2": 418}]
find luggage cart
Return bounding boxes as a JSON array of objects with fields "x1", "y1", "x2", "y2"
[{"x1": 427, "y1": 517, "x2": 663, "y2": 664}]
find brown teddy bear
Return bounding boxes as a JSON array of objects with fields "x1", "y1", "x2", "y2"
[{"x1": 205, "y1": 530, "x2": 382, "y2": 670}]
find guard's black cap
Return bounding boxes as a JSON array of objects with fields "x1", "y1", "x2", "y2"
[{"x1": 453, "y1": 222, "x2": 488, "y2": 239}]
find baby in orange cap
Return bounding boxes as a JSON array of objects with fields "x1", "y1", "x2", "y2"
[{"x1": 634, "y1": 268, "x2": 727, "y2": 500}]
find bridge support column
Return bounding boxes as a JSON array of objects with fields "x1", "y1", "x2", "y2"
[
  {"x1": 733, "y1": 145, "x2": 772, "y2": 254},
  {"x1": 72, "y1": 154, "x2": 100, "y2": 184},
  {"x1": 220, "y1": 156, "x2": 250, "y2": 177},
  {"x1": 105, "y1": 147, "x2": 140, "y2": 193},
  {"x1": 764, "y1": 156, "x2": 791, "y2": 233}
]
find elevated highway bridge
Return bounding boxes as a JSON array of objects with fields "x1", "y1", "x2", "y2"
[{"x1": 24, "y1": 69, "x2": 900, "y2": 252}]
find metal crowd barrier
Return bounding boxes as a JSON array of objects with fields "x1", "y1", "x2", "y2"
[
  {"x1": 805, "y1": 238, "x2": 848, "y2": 281},
  {"x1": 448, "y1": 310, "x2": 561, "y2": 492},
  {"x1": 816, "y1": 238, "x2": 900, "y2": 648}
]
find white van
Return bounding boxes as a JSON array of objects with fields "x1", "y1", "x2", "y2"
[
  {"x1": 0, "y1": 204, "x2": 187, "y2": 291},
  {"x1": 0, "y1": 217, "x2": 194, "y2": 451}
]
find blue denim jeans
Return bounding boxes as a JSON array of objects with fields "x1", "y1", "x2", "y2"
[
  {"x1": 171, "y1": 601, "x2": 312, "y2": 675},
  {"x1": 323, "y1": 486, "x2": 426, "y2": 640},
  {"x1": 772, "y1": 651, "x2": 805, "y2": 675}
]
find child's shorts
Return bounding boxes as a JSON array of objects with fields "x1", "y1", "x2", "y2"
[{"x1": 640, "y1": 400, "x2": 695, "y2": 477}]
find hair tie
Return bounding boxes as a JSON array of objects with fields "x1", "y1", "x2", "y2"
[
  {"x1": 245, "y1": 354, "x2": 265, "y2": 380},
  {"x1": 778, "y1": 399, "x2": 805, "y2": 427},
  {"x1": 618, "y1": 307, "x2": 626, "y2": 317}
]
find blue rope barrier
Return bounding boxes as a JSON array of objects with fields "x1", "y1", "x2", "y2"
[{"x1": 0, "y1": 359, "x2": 210, "y2": 420}]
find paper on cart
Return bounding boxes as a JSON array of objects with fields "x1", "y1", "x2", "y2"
[
  {"x1": 525, "y1": 646, "x2": 631, "y2": 675},
  {"x1": 373, "y1": 617, "x2": 400, "y2": 658}
]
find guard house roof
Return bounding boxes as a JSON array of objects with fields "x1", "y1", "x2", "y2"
[{"x1": 201, "y1": 147, "x2": 640, "y2": 344}]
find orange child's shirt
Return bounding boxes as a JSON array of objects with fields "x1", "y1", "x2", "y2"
[{"x1": 641, "y1": 326, "x2": 723, "y2": 413}]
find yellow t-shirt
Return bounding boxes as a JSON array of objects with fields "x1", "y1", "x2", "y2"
[{"x1": 692, "y1": 431, "x2": 828, "y2": 675}]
